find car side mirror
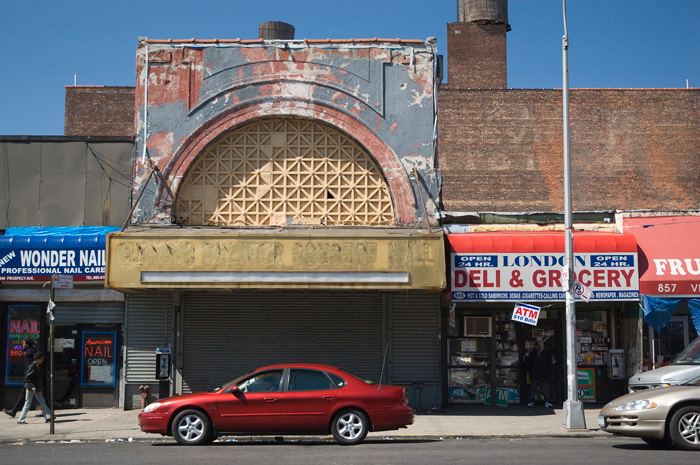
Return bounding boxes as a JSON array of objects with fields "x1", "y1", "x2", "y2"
[{"x1": 230, "y1": 385, "x2": 243, "y2": 398}]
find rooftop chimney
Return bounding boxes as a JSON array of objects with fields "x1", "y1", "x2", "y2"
[
  {"x1": 446, "y1": 0, "x2": 509, "y2": 89},
  {"x1": 259, "y1": 21, "x2": 295, "y2": 40}
]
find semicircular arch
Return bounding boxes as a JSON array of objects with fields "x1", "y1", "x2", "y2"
[
  {"x1": 161, "y1": 102, "x2": 416, "y2": 225},
  {"x1": 175, "y1": 117, "x2": 394, "y2": 226}
]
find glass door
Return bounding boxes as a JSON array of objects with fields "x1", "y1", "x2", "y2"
[
  {"x1": 447, "y1": 315, "x2": 492, "y2": 403},
  {"x1": 494, "y1": 312, "x2": 520, "y2": 403},
  {"x1": 655, "y1": 316, "x2": 693, "y2": 366}
]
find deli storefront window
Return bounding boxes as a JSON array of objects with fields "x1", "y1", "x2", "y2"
[
  {"x1": 576, "y1": 311, "x2": 609, "y2": 366},
  {"x1": 81, "y1": 331, "x2": 117, "y2": 386}
]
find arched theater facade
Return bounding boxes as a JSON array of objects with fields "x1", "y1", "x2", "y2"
[{"x1": 105, "y1": 36, "x2": 445, "y2": 409}]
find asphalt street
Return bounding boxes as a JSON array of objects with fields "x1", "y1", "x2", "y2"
[{"x1": 0, "y1": 436, "x2": 694, "y2": 465}]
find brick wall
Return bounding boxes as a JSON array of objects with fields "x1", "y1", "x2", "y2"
[
  {"x1": 438, "y1": 88, "x2": 700, "y2": 213},
  {"x1": 65, "y1": 86, "x2": 135, "y2": 136},
  {"x1": 446, "y1": 22, "x2": 507, "y2": 89}
]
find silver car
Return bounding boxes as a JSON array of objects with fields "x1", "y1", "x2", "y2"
[
  {"x1": 629, "y1": 336, "x2": 700, "y2": 393},
  {"x1": 598, "y1": 375, "x2": 700, "y2": 450}
]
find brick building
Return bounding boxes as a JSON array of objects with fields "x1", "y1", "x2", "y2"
[
  {"x1": 440, "y1": 0, "x2": 699, "y2": 407},
  {"x1": 439, "y1": 88, "x2": 698, "y2": 213},
  {"x1": 65, "y1": 86, "x2": 135, "y2": 137}
]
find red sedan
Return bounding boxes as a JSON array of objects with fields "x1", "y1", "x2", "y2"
[{"x1": 138, "y1": 363, "x2": 414, "y2": 445}]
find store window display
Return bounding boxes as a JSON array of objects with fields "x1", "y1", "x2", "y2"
[
  {"x1": 576, "y1": 311, "x2": 609, "y2": 366},
  {"x1": 447, "y1": 312, "x2": 522, "y2": 404}
]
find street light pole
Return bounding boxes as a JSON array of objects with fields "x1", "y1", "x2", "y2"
[
  {"x1": 49, "y1": 281, "x2": 55, "y2": 434},
  {"x1": 562, "y1": 0, "x2": 586, "y2": 429}
]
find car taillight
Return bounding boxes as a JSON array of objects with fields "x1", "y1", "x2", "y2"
[{"x1": 392, "y1": 388, "x2": 408, "y2": 404}]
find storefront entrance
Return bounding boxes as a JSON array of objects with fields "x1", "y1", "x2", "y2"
[
  {"x1": 645, "y1": 315, "x2": 699, "y2": 368},
  {"x1": 446, "y1": 306, "x2": 564, "y2": 406},
  {"x1": 446, "y1": 305, "x2": 628, "y2": 406},
  {"x1": 52, "y1": 324, "x2": 121, "y2": 409},
  {"x1": 445, "y1": 229, "x2": 641, "y2": 407},
  {"x1": 2, "y1": 304, "x2": 122, "y2": 410},
  {"x1": 622, "y1": 215, "x2": 700, "y2": 368}
]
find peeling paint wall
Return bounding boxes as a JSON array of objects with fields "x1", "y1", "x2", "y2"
[{"x1": 131, "y1": 38, "x2": 439, "y2": 227}]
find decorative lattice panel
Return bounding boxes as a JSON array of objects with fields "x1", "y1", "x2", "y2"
[{"x1": 175, "y1": 119, "x2": 395, "y2": 226}]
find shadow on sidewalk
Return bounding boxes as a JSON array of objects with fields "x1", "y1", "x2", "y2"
[{"x1": 52, "y1": 412, "x2": 89, "y2": 423}]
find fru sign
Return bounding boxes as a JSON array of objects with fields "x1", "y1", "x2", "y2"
[{"x1": 512, "y1": 302, "x2": 541, "y2": 326}]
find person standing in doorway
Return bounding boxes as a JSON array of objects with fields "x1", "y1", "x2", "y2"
[
  {"x1": 3, "y1": 339, "x2": 37, "y2": 418},
  {"x1": 524, "y1": 339, "x2": 554, "y2": 408},
  {"x1": 17, "y1": 351, "x2": 51, "y2": 424}
]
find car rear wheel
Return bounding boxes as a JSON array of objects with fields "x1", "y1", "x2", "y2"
[
  {"x1": 171, "y1": 409, "x2": 213, "y2": 445},
  {"x1": 669, "y1": 406, "x2": 700, "y2": 451},
  {"x1": 331, "y1": 409, "x2": 368, "y2": 445},
  {"x1": 641, "y1": 436, "x2": 673, "y2": 448}
]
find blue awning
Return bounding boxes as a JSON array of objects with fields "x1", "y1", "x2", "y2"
[{"x1": 0, "y1": 227, "x2": 118, "y2": 282}]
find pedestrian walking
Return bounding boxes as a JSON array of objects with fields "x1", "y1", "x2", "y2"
[{"x1": 17, "y1": 351, "x2": 51, "y2": 424}]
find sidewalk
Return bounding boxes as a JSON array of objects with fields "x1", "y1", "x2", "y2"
[{"x1": 0, "y1": 404, "x2": 606, "y2": 444}]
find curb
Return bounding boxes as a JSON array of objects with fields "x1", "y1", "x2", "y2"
[{"x1": 0, "y1": 431, "x2": 608, "y2": 445}]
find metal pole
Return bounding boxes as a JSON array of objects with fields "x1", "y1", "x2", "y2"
[
  {"x1": 49, "y1": 282, "x2": 55, "y2": 434},
  {"x1": 562, "y1": 0, "x2": 586, "y2": 429}
]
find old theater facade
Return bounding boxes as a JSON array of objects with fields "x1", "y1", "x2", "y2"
[{"x1": 106, "y1": 36, "x2": 445, "y2": 409}]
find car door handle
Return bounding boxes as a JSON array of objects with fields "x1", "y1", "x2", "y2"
[
  {"x1": 264, "y1": 397, "x2": 278, "y2": 403},
  {"x1": 323, "y1": 395, "x2": 337, "y2": 401}
]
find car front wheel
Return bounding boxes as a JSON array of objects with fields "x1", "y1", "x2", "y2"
[
  {"x1": 331, "y1": 409, "x2": 369, "y2": 445},
  {"x1": 171, "y1": 409, "x2": 213, "y2": 445},
  {"x1": 669, "y1": 406, "x2": 700, "y2": 451}
]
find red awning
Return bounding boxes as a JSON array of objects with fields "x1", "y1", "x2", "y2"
[
  {"x1": 622, "y1": 216, "x2": 700, "y2": 296},
  {"x1": 447, "y1": 231, "x2": 638, "y2": 254}
]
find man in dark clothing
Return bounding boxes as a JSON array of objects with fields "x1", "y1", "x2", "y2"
[
  {"x1": 524, "y1": 340, "x2": 554, "y2": 408},
  {"x1": 17, "y1": 351, "x2": 51, "y2": 424},
  {"x1": 3, "y1": 339, "x2": 37, "y2": 418}
]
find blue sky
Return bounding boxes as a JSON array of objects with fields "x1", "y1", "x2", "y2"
[{"x1": 1, "y1": 0, "x2": 698, "y2": 135}]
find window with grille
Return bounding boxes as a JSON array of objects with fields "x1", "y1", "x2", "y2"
[{"x1": 175, "y1": 118, "x2": 395, "y2": 226}]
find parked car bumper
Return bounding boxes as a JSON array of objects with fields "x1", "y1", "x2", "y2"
[
  {"x1": 138, "y1": 411, "x2": 171, "y2": 435},
  {"x1": 598, "y1": 409, "x2": 667, "y2": 440},
  {"x1": 369, "y1": 405, "x2": 415, "y2": 432}
]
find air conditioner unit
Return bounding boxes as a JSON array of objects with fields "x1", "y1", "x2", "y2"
[{"x1": 464, "y1": 316, "x2": 492, "y2": 337}]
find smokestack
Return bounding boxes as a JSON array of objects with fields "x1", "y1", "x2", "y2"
[
  {"x1": 458, "y1": 0, "x2": 508, "y2": 26},
  {"x1": 447, "y1": 0, "x2": 509, "y2": 88},
  {"x1": 258, "y1": 21, "x2": 295, "y2": 40}
]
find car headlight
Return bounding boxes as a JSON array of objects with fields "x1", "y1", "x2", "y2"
[
  {"x1": 614, "y1": 400, "x2": 657, "y2": 411},
  {"x1": 142, "y1": 402, "x2": 162, "y2": 413}
]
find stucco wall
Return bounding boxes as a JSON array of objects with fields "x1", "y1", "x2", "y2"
[{"x1": 131, "y1": 38, "x2": 440, "y2": 226}]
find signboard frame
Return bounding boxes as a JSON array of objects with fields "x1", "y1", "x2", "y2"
[
  {"x1": 81, "y1": 331, "x2": 117, "y2": 386},
  {"x1": 451, "y1": 251, "x2": 638, "y2": 302},
  {"x1": 0, "y1": 239, "x2": 107, "y2": 282},
  {"x1": 5, "y1": 304, "x2": 43, "y2": 385}
]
